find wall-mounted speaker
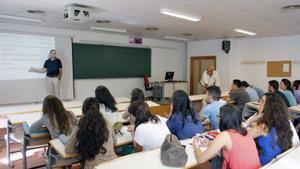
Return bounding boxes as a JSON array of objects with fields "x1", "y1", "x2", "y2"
[{"x1": 222, "y1": 40, "x2": 230, "y2": 53}]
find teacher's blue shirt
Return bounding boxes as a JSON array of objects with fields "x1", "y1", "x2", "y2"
[{"x1": 43, "y1": 58, "x2": 62, "y2": 77}]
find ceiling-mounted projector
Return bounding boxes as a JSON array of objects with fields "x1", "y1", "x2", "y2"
[{"x1": 63, "y1": 5, "x2": 91, "y2": 22}]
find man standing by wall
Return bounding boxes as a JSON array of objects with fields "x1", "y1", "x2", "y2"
[
  {"x1": 198, "y1": 65, "x2": 220, "y2": 94},
  {"x1": 29, "y1": 49, "x2": 62, "y2": 98}
]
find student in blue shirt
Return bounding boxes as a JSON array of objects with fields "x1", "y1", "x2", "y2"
[
  {"x1": 167, "y1": 90, "x2": 204, "y2": 140},
  {"x1": 201, "y1": 86, "x2": 225, "y2": 129},
  {"x1": 280, "y1": 79, "x2": 297, "y2": 106}
]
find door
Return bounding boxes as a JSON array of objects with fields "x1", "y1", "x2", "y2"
[{"x1": 190, "y1": 56, "x2": 216, "y2": 95}]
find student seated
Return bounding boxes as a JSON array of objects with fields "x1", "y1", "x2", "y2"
[
  {"x1": 228, "y1": 79, "x2": 250, "y2": 110},
  {"x1": 65, "y1": 97, "x2": 117, "y2": 169},
  {"x1": 95, "y1": 86, "x2": 119, "y2": 124},
  {"x1": 201, "y1": 86, "x2": 224, "y2": 130},
  {"x1": 244, "y1": 93, "x2": 294, "y2": 166},
  {"x1": 30, "y1": 95, "x2": 78, "y2": 139},
  {"x1": 268, "y1": 80, "x2": 290, "y2": 107},
  {"x1": 122, "y1": 88, "x2": 145, "y2": 124},
  {"x1": 293, "y1": 80, "x2": 300, "y2": 104},
  {"x1": 280, "y1": 79, "x2": 297, "y2": 106},
  {"x1": 241, "y1": 81, "x2": 260, "y2": 101},
  {"x1": 250, "y1": 84, "x2": 265, "y2": 99},
  {"x1": 128, "y1": 101, "x2": 170, "y2": 151},
  {"x1": 193, "y1": 104, "x2": 260, "y2": 169},
  {"x1": 167, "y1": 90, "x2": 204, "y2": 140}
]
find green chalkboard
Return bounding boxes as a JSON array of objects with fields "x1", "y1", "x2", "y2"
[{"x1": 72, "y1": 43, "x2": 151, "y2": 79}]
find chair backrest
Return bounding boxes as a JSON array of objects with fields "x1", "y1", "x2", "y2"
[{"x1": 144, "y1": 74, "x2": 151, "y2": 91}]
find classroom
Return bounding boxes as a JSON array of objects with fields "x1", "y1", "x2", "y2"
[{"x1": 0, "y1": 0, "x2": 300, "y2": 169}]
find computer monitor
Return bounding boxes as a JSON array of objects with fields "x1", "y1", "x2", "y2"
[{"x1": 165, "y1": 72, "x2": 174, "y2": 81}]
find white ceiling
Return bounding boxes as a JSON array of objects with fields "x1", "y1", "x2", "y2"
[{"x1": 0, "y1": 0, "x2": 300, "y2": 41}]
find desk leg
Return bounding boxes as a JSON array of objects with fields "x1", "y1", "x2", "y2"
[
  {"x1": 22, "y1": 136, "x2": 28, "y2": 169},
  {"x1": 6, "y1": 121, "x2": 12, "y2": 167},
  {"x1": 47, "y1": 146, "x2": 52, "y2": 169}
]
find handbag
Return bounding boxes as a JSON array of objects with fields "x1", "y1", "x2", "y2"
[{"x1": 160, "y1": 134, "x2": 188, "y2": 167}]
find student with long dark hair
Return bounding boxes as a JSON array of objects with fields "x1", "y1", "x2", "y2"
[
  {"x1": 123, "y1": 88, "x2": 145, "y2": 124},
  {"x1": 245, "y1": 93, "x2": 294, "y2": 165},
  {"x1": 95, "y1": 85, "x2": 118, "y2": 112},
  {"x1": 95, "y1": 86, "x2": 118, "y2": 124},
  {"x1": 193, "y1": 104, "x2": 260, "y2": 169},
  {"x1": 65, "y1": 97, "x2": 117, "y2": 169},
  {"x1": 128, "y1": 101, "x2": 170, "y2": 151},
  {"x1": 167, "y1": 90, "x2": 204, "y2": 140},
  {"x1": 280, "y1": 79, "x2": 297, "y2": 106},
  {"x1": 30, "y1": 95, "x2": 77, "y2": 139},
  {"x1": 293, "y1": 80, "x2": 300, "y2": 104}
]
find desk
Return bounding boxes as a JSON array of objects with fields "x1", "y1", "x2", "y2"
[
  {"x1": 48, "y1": 126, "x2": 133, "y2": 168},
  {"x1": 189, "y1": 91, "x2": 229, "y2": 102},
  {"x1": 288, "y1": 105, "x2": 300, "y2": 113},
  {"x1": 115, "y1": 97, "x2": 130, "y2": 103},
  {"x1": 95, "y1": 139, "x2": 197, "y2": 169},
  {"x1": 117, "y1": 101, "x2": 160, "y2": 112},
  {"x1": 262, "y1": 146, "x2": 300, "y2": 169},
  {"x1": 0, "y1": 100, "x2": 82, "y2": 115},
  {"x1": 5, "y1": 107, "x2": 125, "y2": 167},
  {"x1": 152, "y1": 81, "x2": 188, "y2": 98}
]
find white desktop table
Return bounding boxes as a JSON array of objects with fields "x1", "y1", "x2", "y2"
[
  {"x1": 189, "y1": 91, "x2": 229, "y2": 102},
  {"x1": 261, "y1": 146, "x2": 300, "y2": 169},
  {"x1": 95, "y1": 139, "x2": 197, "y2": 169},
  {"x1": 116, "y1": 101, "x2": 160, "y2": 112}
]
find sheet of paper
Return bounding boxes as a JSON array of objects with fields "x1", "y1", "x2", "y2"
[{"x1": 283, "y1": 63, "x2": 290, "y2": 72}]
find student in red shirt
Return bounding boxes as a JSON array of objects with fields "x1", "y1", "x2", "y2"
[{"x1": 193, "y1": 104, "x2": 260, "y2": 169}]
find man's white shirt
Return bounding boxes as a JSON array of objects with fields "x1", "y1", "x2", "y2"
[{"x1": 200, "y1": 70, "x2": 220, "y2": 86}]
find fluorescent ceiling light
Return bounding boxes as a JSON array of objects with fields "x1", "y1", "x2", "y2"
[
  {"x1": 90, "y1": 26, "x2": 127, "y2": 33},
  {"x1": 0, "y1": 14, "x2": 43, "y2": 23},
  {"x1": 234, "y1": 28, "x2": 257, "y2": 36},
  {"x1": 164, "y1": 36, "x2": 188, "y2": 41},
  {"x1": 160, "y1": 8, "x2": 201, "y2": 22}
]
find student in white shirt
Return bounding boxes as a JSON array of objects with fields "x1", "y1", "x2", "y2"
[
  {"x1": 198, "y1": 65, "x2": 220, "y2": 94},
  {"x1": 128, "y1": 101, "x2": 170, "y2": 151}
]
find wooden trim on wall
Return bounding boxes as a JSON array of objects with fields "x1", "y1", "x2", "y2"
[{"x1": 190, "y1": 56, "x2": 216, "y2": 95}]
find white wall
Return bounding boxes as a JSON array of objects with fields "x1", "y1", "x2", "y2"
[
  {"x1": 188, "y1": 35, "x2": 300, "y2": 92},
  {"x1": 0, "y1": 22, "x2": 187, "y2": 102},
  {"x1": 188, "y1": 39, "x2": 235, "y2": 92}
]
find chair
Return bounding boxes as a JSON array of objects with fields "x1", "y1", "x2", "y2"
[
  {"x1": 144, "y1": 74, "x2": 153, "y2": 91},
  {"x1": 22, "y1": 123, "x2": 51, "y2": 169}
]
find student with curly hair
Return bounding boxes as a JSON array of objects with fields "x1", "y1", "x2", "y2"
[
  {"x1": 245, "y1": 93, "x2": 295, "y2": 165},
  {"x1": 65, "y1": 97, "x2": 117, "y2": 169}
]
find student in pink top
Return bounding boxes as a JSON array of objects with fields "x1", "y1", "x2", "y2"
[{"x1": 193, "y1": 104, "x2": 260, "y2": 169}]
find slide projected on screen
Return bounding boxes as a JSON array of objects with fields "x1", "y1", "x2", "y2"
[{"x1": 0, "y1": 32, "x2": 55, "y2": 80}]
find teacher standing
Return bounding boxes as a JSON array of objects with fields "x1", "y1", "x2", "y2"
[
  {"x1": 29, "y1": 49, "x2": 62, "y2": 98},
  {"x1": 198, "y1": 65, "x2": 220, "y2": 94}
]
